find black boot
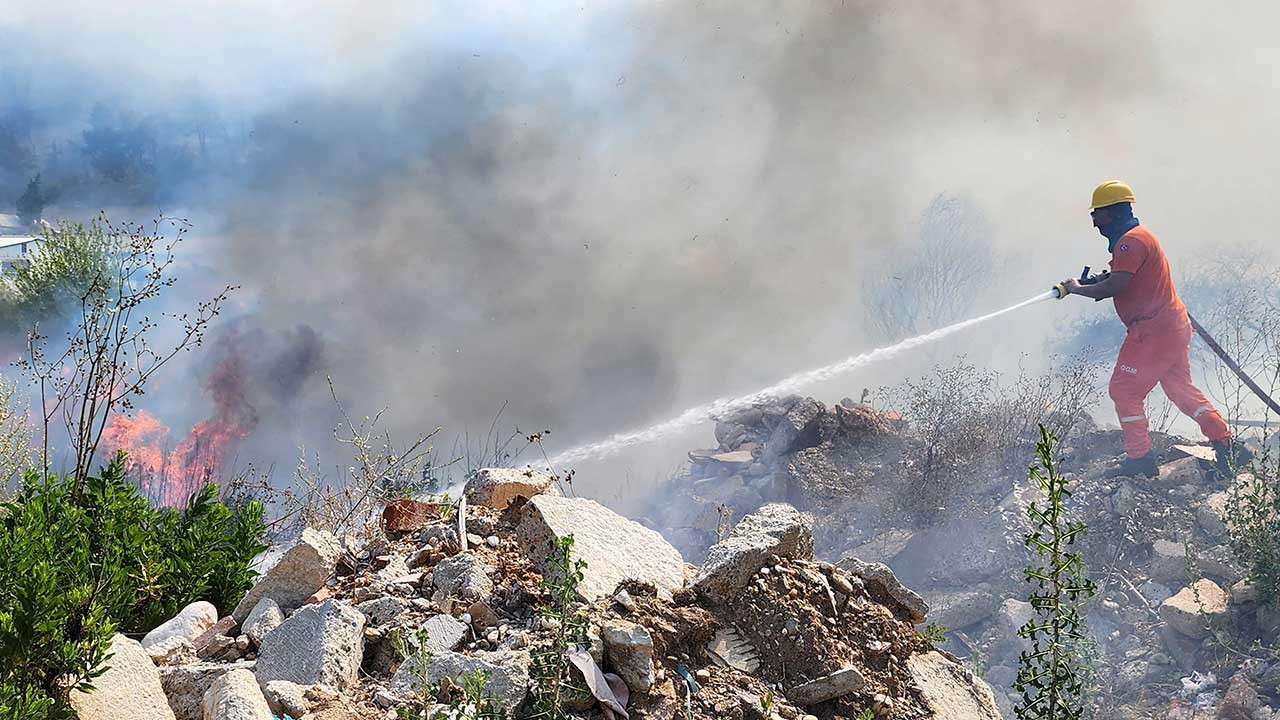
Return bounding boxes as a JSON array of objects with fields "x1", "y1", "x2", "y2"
[
  {"x1": 1211, "y1": 438, "x2": 1254, "y2": 475},
  {"x1": 1104, "y1": 454, "x2": 1159, "y2": 479}
]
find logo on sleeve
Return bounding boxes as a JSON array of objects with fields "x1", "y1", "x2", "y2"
[{"x1": 1117, "y1": 243, "x2": 1130, "y2": 252}]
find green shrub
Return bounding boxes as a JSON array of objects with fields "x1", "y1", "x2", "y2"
[
  {"x1": 1225, "y1": 453, "x2": 1280, "y2": 601},
  {"x1": 0, "y1": 454, "x2": 266, "y2": 717}
]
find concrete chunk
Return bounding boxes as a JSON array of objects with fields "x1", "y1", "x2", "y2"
[
  {"x1": 255, "y1": 599, "x2": 365, "y2": 690},
  {"x1": 143, "y1": 601, "x2": 218, "y2": 650},
  {"x1": 233, "y1": 528, "x2": 340, "y2": 623},
  {"x1": 906, "y1": 651, "x2": 1003, "y2": 720},
  {"x1": 517, "y1": 495, "x2": 686, "y2": 600},
  {"x1": 1160, "y1": 579, "x2": 1228, "y2": 639},
  {"x1": 838, "y1": 556, "x2": 928, "y2": 624},
  {"x1": 694, "y1": 503, "x2": 812, "y2": 598},
  {"x1": 465, "y1": 467, "x2": 553, "y2": 509}
]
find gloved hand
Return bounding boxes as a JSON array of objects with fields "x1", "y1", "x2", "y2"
[{"x1": 1054, "y1": 277, "x2": 1082, "y2": 298}]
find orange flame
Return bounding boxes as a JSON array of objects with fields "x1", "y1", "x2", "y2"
[{"x1": 103, "y1": 352, "x2": 257, "y2": 506}]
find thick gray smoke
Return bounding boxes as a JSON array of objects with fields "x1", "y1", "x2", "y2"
[{"x1": 5, "y1": 1, "x2": 1279, "y2": 497}]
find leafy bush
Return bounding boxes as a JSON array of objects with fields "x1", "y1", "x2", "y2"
[
  {"x1": 1224, "y1": 453, "x2": 1280, "y2": 601},
  {"x1": 0, "y1": 454, "x2": 266, "y2": 717},
  {"x1": 1, "y1": 219, "x2": 115, "y2": 327}
]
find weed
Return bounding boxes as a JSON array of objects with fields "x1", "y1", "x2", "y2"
[
  {"x1": 1014, "y1": 425, "x2": 1096, "y2": 720},
  {"x1": 527, "y1": 535, "x2": 589, "y2": 720},
  {"x1": 921, "y1": 623, "x2": 948, "y2": 646}
]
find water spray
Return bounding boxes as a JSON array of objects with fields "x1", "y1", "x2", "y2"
[{"x1": 547, "y1": 288, "x2": 1061, "y2": 467}]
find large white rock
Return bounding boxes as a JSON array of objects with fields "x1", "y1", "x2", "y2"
[
  {"x1": 906, "y1": 650, "x2": 1003, "y2": 720},
  {"x1": 160, "y1": 661, "x2": 255, "y2": 720},
  {"x1": 694, "y1": 503, "x2": 813, "y2": 598},
  {"x1": 601, "y1": 620, "x2": 655, "y2": 693},
  {"x1": 465, "y1": 467, "x2": 553, "y2": 509},
  {"x1": 232, "y1": 528, "x2": 341, "y2": 623},
  {"x1": 255, "y1": 598, "x2": 365, "y2": 690},
  {"x1": 143, "y1": 601, "x2": 219, "y2": 649},
  {"x1": 201, "y1": 668, "x2": 273, "y2": 720},
  {"x1": 69, "y1": 634, "x2": 176, "y2": 720},
  {"x1": 517, "y1": 495, "x2": 686, "y2": 600}
]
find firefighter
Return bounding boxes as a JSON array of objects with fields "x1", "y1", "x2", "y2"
[{"x1": 1059, "y1": 180, "x2": 1251, "y2": 478}]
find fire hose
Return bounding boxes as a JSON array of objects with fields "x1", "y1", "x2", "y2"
[{"x1": 1053, "y1": 266, "x2": 1280, "y2": 418}]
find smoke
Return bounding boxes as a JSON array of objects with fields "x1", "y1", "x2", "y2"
[{"x1": 5, "y1": 1, "x2": 1279, "y2": 500}]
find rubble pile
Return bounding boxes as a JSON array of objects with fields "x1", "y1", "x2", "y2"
[
  {"x1": 645, "y1": 395, "x2": 1280, "y2": 719},
  {"x1": 102, "y1": 466, "x2": 999, "y2": 720}
]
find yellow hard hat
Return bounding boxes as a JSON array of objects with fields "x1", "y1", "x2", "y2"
[{"x1": 1090, "y1": 180, "x2": 1136, "y2": 210}]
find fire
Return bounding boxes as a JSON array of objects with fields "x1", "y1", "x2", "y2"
[{"x1": 103, "y1": 352, "x2": 258, "y2": 506}]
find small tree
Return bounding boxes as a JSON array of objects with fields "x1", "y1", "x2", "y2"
[
  {"x1": 18, "y1": 215, "x2": 233, "y2": 490},
  {"x1": 1014, "y1": 425, "x2": 1096, "y2": 720},
  {"x1": 15, "y1": 175, "x2": 44, "y2": 225}
]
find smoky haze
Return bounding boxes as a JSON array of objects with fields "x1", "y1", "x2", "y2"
[{"x1": 4, "y1": 2, "x2": 1278, "y2": 500}]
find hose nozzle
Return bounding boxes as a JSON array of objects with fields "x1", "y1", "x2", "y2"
[{"x1": 1053, "y1": 282, "x2": 1069, "y2": 299}]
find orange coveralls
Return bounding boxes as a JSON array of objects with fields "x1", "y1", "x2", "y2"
[{"x1": 1108, "y1": 226, "x2": 1229, "y2": 458}]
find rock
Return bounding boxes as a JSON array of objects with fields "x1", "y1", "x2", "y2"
[
  {"x1": 709, "y1": 450, "x2": 754, "y2": 470},
  {"x1": 1160, "y1": 579, "x2": 1228, "y2": 639},
  {"x1": 602, "y1": 620, "x2": 656, "y2": 693},
  {"x1": 906, "y1": 650, "x2": 1003, "y2": 720},
  {"x1": 356, "y1": 596, "x2": 407, "y2": 627},
  {"x1": 1197, "y1": 492, "x2": 1231, "y2": 538},
  {"x1": 147, "y1": 636, "x2": 198, "y2": 667},
  {"x1": 1139, "y1": 580, "x2": 1174, "y2": 606},
  {"x1": 192, "y1": 617, "x2": 238, "y2": 654},
  {"x1": 432, "y1": 551, "x2": 495, "y2": 600},
  {"x1": 788, "y1": 666, "x2": 865, "y2": 706},
  {"x1": 242, "y1": 598, "x2": 284, "y2": 647},
  {"x1": 233, "y1": 528, "x2": 341, "y2": 623},
  {"x1": 69, "y1": 634, "x2": 176, "y2": 720},
  {"x1": 256, "y1": 599, "x2": 366, "y2": 690},
  {"x1": 382, "y1": 498, "x2": 444, "y2": 533},
  {"x1": 143, "y1": 601, "x2": 219, "y2": 650},
  {"x1": 838, "y1": 557, "x2": 928, "y2": 624},
  {"x1": 201, "y1": 667, "x2": 272, "y2": 720},
  {"x1": 694, "y1": 503, "x2": 813, "y2": 598},
  {"x1": 262, "y1": 681, "x2": 311, "y2": 719},
  {"x1": 161, "y1": 661, "x2": 256, "y2": 720},
  {"x1": 465, "y1": 467, "x2": 553, "y2": 509},
  {"x1": 763, "y1": 398, "x2": 824, "y2": 460},
  {"x1": 391, "y1": 650, "x2": 529, "y2": 709},
  {"x1": 1158, "y1": 623, "x2": 1202, "y2": 671},
  {"x1": 1156, "y1": 456, "x2": 1205, "y2": 489},
  {"x1": 1150, "y1": 539, "x2": 1190, "y2": 583},
  {"x1": 1218, "y1": 671, "x2": 1263, "y2": 720},
  {"x1": 1230, "y1": 580, "x2": 1259, "y2": 605},
  {"x1": 415, "y1": 614, "x2": 469, "y2": 657},
  {"x1": 518, "y1": 495, "x2": 686, "y2": 600},
  {"x1": 926, "y1": 590, "x2": 999, "y2": 631}
]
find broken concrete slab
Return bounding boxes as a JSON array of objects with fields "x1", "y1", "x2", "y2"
[
  {"x1": 255, "y1": 598, "x2": 366, "y2": 690},
  {"x1": 233, "y1": 528, "x2": 341, "y2": 623},
  {"x1": 517, "y1": 494, "x2": 686, "y2": 600},
  {"x1": 69, "y1": 634, "x2": 176, "y2": 720},
  {"x1": 465, "y1": 467, "x2": 553, "y2": 509},
  {"x1": 694, "y1": 503, "x2": 813, "y2": 598},
  {"x1": 925, "y1": 589, "x2": 999, "y2": 632}
]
